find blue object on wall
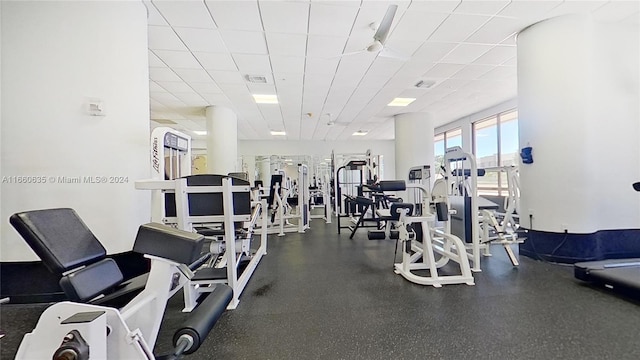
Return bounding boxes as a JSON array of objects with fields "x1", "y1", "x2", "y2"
[{"x1": 520, "y1": 146, "x2": 533, "y2": 164}]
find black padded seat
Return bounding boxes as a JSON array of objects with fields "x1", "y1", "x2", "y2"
[{"x1": 192, "y1": 267, "x2": 229, "y2": 281}]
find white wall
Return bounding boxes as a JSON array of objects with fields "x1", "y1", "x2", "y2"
[
  {"x1": 518, "y1": 14, "x2": 640, "y2": 233},
  {"x1": 1, "y1": 2, "x2": 150, "y2": 261},
  {"x1": 238, "y1": 140, "x2": 396, "y2": 180}
]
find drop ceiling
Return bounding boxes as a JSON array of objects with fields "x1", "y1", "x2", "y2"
[{"x1": 146, "y1": 0, "x2": 639, "y2": 141}]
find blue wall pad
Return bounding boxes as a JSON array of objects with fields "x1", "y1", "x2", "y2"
[{"x1": 520, "y1": 229, "x2": 640, "y2": 263}]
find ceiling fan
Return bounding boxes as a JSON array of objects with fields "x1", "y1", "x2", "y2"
[{"x1": 334, "y1": 5, "x2": 407, "y2": 60}]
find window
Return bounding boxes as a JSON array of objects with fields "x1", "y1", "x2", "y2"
[
  {"x1": 434, "y1": 128, "x2": 462, "y2": 178},
  {"x1": 472, "y1": 109, "x2": 519, "y2": 196}
]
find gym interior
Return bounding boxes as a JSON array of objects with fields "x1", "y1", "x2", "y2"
[{"x1": 1, "y1": 1, "x2": 639, "y2": 359}]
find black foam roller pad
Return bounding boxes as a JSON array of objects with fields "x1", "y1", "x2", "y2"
[
  {"x1": 133, "y1": 223, "x2": 204, "y2": 265},
  {"x1": 173, "y1": 284, "x2": 233, "y2": 354}
]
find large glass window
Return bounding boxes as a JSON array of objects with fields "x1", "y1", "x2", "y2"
[
  {"x1": 434, "y1": 128, "x2": 462, "y2": 178},
  {"x1": 472, "y1": 109, "x2": 519, "y2": 196}
]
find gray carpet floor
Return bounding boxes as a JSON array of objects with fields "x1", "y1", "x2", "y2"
[{"x1": 2, "y1": 217, "x2": 640, "y2": 359}]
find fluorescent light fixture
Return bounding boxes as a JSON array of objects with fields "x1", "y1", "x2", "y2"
[
  {"x1": 270, "y1": 130, "x2": 286, "y2": 136},
  {"x1": 387, "y1": 97, "x2": 416, "y2": 107},
  {"x1": 324, "y1": 158, "x2": 332, "y2": 161},
  {"x1": 253, "y1": 94, "x2": 278, "y2": 104},
  {"x1": 352, "y1": 130, "x2": 369, "y2": 136},
  {"x1": 193, "y1": 130, "x2": 207, "y2": 136}
]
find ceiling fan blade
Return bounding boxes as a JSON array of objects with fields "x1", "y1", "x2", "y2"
[
  {"x1": 378, "y1": 46, "x2": 409, "y2": 61},
  {"x1": 373, "y1": 4, "x2": 398, "y2": 45},
  {"x1": 328, "y1": 49, "x2": 367, "y2": 59}
]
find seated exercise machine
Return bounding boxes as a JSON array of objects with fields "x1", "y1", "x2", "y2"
[
  {"x1": 437, "y1": 146, "x2": 523, "y2": 271},
  {"x1": 136, "y1": 174, "x2": 267, "y2": 310},
  {"x1": 574, "y1": 182, "x2": 640, "y2": 298},
  {"x1": 9, "y1": 208, "x2": 232, "y2": 359},
  {"x1": 259, "y1": 169, "x2": 310, "y2": 236},
  {"x1": 352, "y1": 177, "x2": 475, "y2": 287}
]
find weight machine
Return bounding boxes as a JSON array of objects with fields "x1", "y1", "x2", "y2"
[
  {"x1": 332, "y1": 150, "x2": 381, "y2": 235},
  {"x1": 436, "y1": 146, "x2": 522, "y2": 271},
  {"x1": 10, "y1": 208, "x2": 231, "y2": 359},
  {"x1": 259, "y1": 164, "x2": 311, "y2": 236}
]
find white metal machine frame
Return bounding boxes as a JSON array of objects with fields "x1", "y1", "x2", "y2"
[
  {"x1": 16, "y1": 252, "x2": 198, "y2": 359},
  {"x1": 437, "y1": 146, "x2": 522, "y2": 271},
  {"x1": 392, "y1": 172, "x2": 474, "y2": 287},
  {"x1": 135, "y1": 177, "x2": 267, "y2": 310},
  {"x1": 260, "y1": 164, "x2": 310, "y2": 236}
]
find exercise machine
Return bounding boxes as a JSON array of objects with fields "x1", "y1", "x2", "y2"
[
  {"x1": 136, "y1": 175, "x2": 267, "y2": 310},
  {"x1": 10, "y1": 208, "x2": 232, "y2": 359},
  {"x1": 437, "y1": 146, "x2": 522, "y2": 271},
  {"x1": 258, "y1": 165, "x2": 311, "y2": 236},
  {"x1": 574, "y1": 182, "x2": 640, "y2": 299}
]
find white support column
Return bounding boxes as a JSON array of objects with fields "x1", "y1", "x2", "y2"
[
  {"x1": 206, "y1": 105, "x2": 238, "y2": 175},
  {"x1": 394, "y1": 113, "x2": 434, "y2": 182},
  {"x1": 518, "y1": 14, "x2": 640, "y2": 233}
]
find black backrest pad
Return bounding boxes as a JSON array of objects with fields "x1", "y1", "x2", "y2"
[
  {"x1": 60, "y1": 258, "x2": 124, "y2": 302},
  {"x1": 9, "y1": 208, "x2": 107, "y2": 274},
  {"x1": 390, "y1": 203, "x2": 414, "y2": 220},
  {"x1": 185, "y1": 174, "x2": 251, "y2": 217},
  {"x1": 133, "y1": 223, "x2": 204, "y2": 265},
  {"x1": 378, "y1": 180, "x2": 406, "y2": 192}
]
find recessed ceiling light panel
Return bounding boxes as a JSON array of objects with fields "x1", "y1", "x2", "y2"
[
  {"x1": 352, "y1": 130, "x2": 369, "y2": 136},
  {"x1": 387, "y1": 97, "x2": 416, "y2": 106},
  {"x1": 253, "y1": 94, "x2": 278, "y2": 104},
  {"x1": 270, "y1": 130, "x2": 286, "y2": 136}
]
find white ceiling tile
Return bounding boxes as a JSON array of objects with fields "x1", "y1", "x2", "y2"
[
  {"x1": 428, "y1": 14, "x2": 491, "y2": 42},
  {"x1": 156, "y1": 81, "x2": 194, "y2": 93},
  {"x1": 593, "y1": 1, "x2": 640, "y2": 22},
  {"x1": 205, "y1": 0, "x2": 263, "y2": 31},
  {"x1": 454, "y1": 1, "x2": 509, "y2": 15},
  {"x1": 478, "y1": 66, "x2": 517, "y2": 80},
  {"x1": 366, "y1": 57, "x2": 404, "y2": 80},
  {"x1": 200, "y1": 93, "x2": 232, "y2": 105},
  {"x1": 307, "y1": 35, "x2": 348, "y2": 58},
  {"x1": 436, "y1": 78, "x2": 472, "y2": 91},
  {"x1": 498, "y1": 1, "x2": 564, "y2": 20},
  {"x1": 152, "y1": 0, "x2": 216, "y2": 29},
  {"x1": 502, "y1": 56, "x2": 517, "y2": 67},
  {"x1": 149, "y1": 50, "x2": 166, "y2": 67},
  {"x1": 188, "y1": 81, "x2": 222, "y2": 94},
  {"x1": 143, "y1": 1, "x2": 168, "y2": 26},
  {"x1": 411, "y1": 42, "x2": 458, "y2": 63},
  {"x1": 174, "y1": 28, "x2": 227, "y2": 53},
  {"x1": 308, "y1": 3, "x2": 359, "y2": 37},
  {"x1": 247, "y1": 84, "x2": 277, "y2": 95},
  {"x1": 409, "y1": 0, "x2": 461, "y2": 13},
  {"x1": 473, "y1": 45, "x2": 516, "y2": 65},
  {"x1": 148, "y1": 26, "x2": 188, "y2": 51},
  {"x1": 265, "y1": 33, "x2": 308, "y2": 57},
  {"x1": 149, "y1": 81, "x2": 167, "y2": 93},
  {"x1": 423, "y1": 63, "x2": 465, "y2": 78},
  {"x1": 260, "y1": 1, "x2": 310, "y2": 34},
  {"x1": 232, "y1": 54, "x2": 272, "y2": 75},
  {"x1": 152, "y1": 50, "x2": 202, "y2": 69},
  {"x1": 390, "y1": 11, "x2": 449, "y2": 42},
  {"x1": 220, "y1": 30, "x2": 268, "y2": 54},
  {"x1": 274, "y1": 72, "x2": 304, "y2": 90},
  {"x1": 465, "y1": 16, "x2": 525, "y2": 44},
  {"x1": 208, "y1": 70, "x2": 245, "y2": 84},
  {"x1": 501, "y1": 34, "x2": 517, "y2": 46},
  {"x1": 150, "y1": 92, "x2": 185, "y2": 105},
  {"x1": 270, "y1": 56, "x2": 306, "y2": 74},
  {"x1": 173, "y1": 68, "x2": 212, "y2": 83},
  {"x1": 193, "y1": 52, "x2": 237, "y2": 71},
  {"x1": 305, "y1": 57, "x2": 340, "y2": 74},
  {"x1": 544, "y1": 1, "x2": 608, "y2": 19},
  {"x1": 150, "y1": 67, "x2": 183, "y2": 82},
  {"x1": 440, "y1": 44, "x2": 493, "y2": 64},
  {"x1": 173, "y1": 93, "x2": 208, "y2": 106},
  {"x1": 450, "y1": 64, "x2": 494, "y2": 80}
]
